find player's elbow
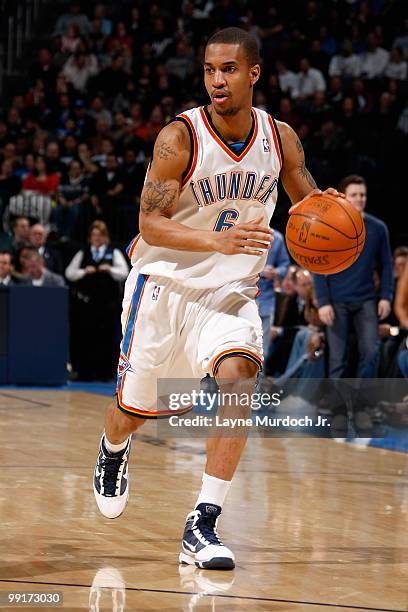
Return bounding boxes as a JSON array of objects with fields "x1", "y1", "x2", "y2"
[{"x1": 139, "y1": 213, "x2": 161, "y2": 246}]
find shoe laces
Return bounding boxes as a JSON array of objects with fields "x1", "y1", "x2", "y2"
[
  {"x1": 195, "y1": 513, "x2": 223, "y2": 546},
  {"x1": 101, "y1": 452, "x2": 124, "y2": 496}
]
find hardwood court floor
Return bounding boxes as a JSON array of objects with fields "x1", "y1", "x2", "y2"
[{"x1": 0, "y1": 389, "x2": 407, "y2": 611}]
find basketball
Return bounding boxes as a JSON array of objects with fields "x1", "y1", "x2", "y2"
[{"x1": 285, "y1": 194, "x2": 366, "y2": 274}]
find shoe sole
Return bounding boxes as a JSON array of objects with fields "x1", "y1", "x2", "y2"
[
  {"x1": 93, "y1": 484, "x2": 129, "y2": 519},
  {"x1": 179, "y1": 551, "x2": 235, "y2": 570}
]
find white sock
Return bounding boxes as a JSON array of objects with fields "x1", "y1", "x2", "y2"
[
  {"x1": 195, "y1": 473, "x2": 231, "y2": 509},
  {"x1": 104, "y1": 433, "x2": 129, "y2": 454}
]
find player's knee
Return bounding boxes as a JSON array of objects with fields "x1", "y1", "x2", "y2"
[
  {"x1": 216, "y1": 356, "x2": 259, "y2": 383},
  {"x1": 114, "y1": 402, "x2": 146, "y2": 431}
]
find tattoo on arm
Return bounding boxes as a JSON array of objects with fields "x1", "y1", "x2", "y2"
[
  {"x1": 156, "y1": 141, "x2": 177, "y2": 160},
  {"x1": 298, "y1": 161, "x2": 317, "y2": 189},
  {"x1": 296, "y1": 137, "x2": 317, "y2": 189},
  {"x1": 141, "y1": 179, "x2": 178, "y2": 214}
]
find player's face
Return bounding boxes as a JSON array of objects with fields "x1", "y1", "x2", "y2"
[
  {"x1": 345, "y1": 183, "x2": 367, "y2": 213},
  {"x1": 204, "y1": 44, "x2": 260, "y2": 117}
]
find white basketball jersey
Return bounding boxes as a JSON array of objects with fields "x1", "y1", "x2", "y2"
[{"x1": 128, "y1": 106, "x2": 283, "y2": 288}]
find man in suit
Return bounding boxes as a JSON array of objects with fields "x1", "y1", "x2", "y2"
[
  {"x1": 29, "y1": 223, "x2": 63, "y2": 275},
  {"x1": 25, "y1": 251, "x2": 65, "y2": 287}
]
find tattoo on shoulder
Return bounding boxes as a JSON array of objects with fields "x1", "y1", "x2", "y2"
[
  {"x1": 295, "y1": 137, "x2": 303, "y2": 154},
  {"x1": 141, "y1": 179, "x2": 178, "y2": 213},
  {"x1": 298, "y1": 161, "x2": 317, "y2": 189},
  {"x1": 156, "y1": 141, "x2": 177, "y2": 160}
]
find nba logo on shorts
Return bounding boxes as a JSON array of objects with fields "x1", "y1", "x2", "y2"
[
  {"x1": 262, "y1": 138, "x2": 270, "y2": 153},
  {"x1": 117, "y1": 352, "x2": 131, "y2": 375},
  {"x1": 152, "y1": 285, "x2": 161, "y2": 301}
]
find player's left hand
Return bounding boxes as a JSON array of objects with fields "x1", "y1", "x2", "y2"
[
  {"x1": 378, "y1": 299, "x2": 391, "y2": 320},
  {"x1": 289, "y1": 188, "x2": 346, "y2": 215}
]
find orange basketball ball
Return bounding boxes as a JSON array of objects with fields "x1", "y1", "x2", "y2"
[{"x1": 285, "y1": 194, "x2": 366, "y2": 274}]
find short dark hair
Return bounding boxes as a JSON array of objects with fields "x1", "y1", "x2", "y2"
[
  {"x1": 394, "y1": 246, "x2": 408, "y2": 259},
  {"x1": 338, "y1": 174, "x2": 367, "y2": 193},
  {"x1": 206, "y1": 27, "x2": 260, "y2": 66}
]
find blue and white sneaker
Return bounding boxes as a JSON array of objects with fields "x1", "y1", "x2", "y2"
[
  {"x1": 179, "y1": 503, "x2": 235, "y2": 570},
  {"x1": 93, "y1": 435, "x2": 131, "y2": 519}
]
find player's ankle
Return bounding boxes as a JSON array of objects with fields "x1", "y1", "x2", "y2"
[{"x1": 195, "y1": 473, "x2": 231, "y2": 509}]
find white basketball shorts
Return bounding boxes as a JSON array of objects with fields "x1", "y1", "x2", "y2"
[{"x1": 116, "y1": 266, "x2": 263, "y2": 418}]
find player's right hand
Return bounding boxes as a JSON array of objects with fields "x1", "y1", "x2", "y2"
[
  {"x1": 318, "y1": 305, "x2": 335, "y2": 326},
  {"x1": 212, "y1": 216, "x2": 273, "y2": 256}
]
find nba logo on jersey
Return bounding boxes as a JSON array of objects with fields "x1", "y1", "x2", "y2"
[
  {"x1": 262, "y1": 138, "x2": 270, "y2": 153},
  {"x1": 152, "y1": 285, "x2": 161, "y2": 301}
]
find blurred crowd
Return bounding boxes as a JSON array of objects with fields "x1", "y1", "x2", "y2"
[{"x1": 0, "y1": 0, "x2": 407, "y2": 401}]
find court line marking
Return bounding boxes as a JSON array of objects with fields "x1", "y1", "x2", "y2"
[
  {"x1": 0, "y1": 579, "x2": 404, "y2": 611},
  {"x1": 0, "y1": 392, "x2": 51, "y2": 407}
]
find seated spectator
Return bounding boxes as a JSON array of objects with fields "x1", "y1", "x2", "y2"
[
  {"x1": 14, "y1": 153, "x2": 35, "y2": 182},
  {"x1": 0, "y1": 160, "x2": 21, "y2": 222},
  {"x1": 55, "y1": 160, "x2": 90, "y2": 239},
  {"x1": 265, "y1": 268, "x2": 312, "y2": 376},
  {"x1": 45, "y1": 142, "x2": 67, "y2": 176},
  {"x1": 22, "y1": 156, "x2": 60, "y2": 196},
  {"x1": 63, "y1": 51, "x2": 99, "y2": 93},
  {"x1": 93, "y1": 4, "x2": 112, "y2": 36},
  {"x1": 61, "y1": 24, "x2": 81, "y2": 54},
  {"x1": 360, "y1": 33, "x2": 389, "y2": 79},
  {"x1": 328, "y1": 40, "x2": 361, "y2": 78},
  {"x1": 273, "y1": 286, "x2": 325, "y2": 385},
  {"x1": 0, "y1": 250, "x2": 30, "y2": 286},
  {"x1": 54, "y1": 2, "x2": 91, "y2": 37},
  {"x1": 295, "y1": 58, "x2": 326, "y2": 99},
  {"x1": 107, "y1": 22, "x2": 133, "y2": 54},
  {"x1": 384, "y1": 47, "x2": 407, "y2": 80},
  {"x1": 89, "y1": 96, "x2": 112, "y2": 127},
  {"x1": 29, "y1": 223, "x2": 63, "y2": 274},
  {"x1": 65, "y1": 220, "x2": 128, "y2": 380},
  {"x1": 25, "y1": 251, "x2": 65, "y2": 287},
  {"x1": 0, "y1": 216, "x2": 31, "y2": 253},
  {"x1": 257, "y1": 229, "x2": 290, "y2": 359}
]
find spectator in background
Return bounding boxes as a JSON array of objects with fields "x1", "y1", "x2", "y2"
[
  {"x1": 65, "y1": 220, "x2": 128, "y2": 380},
  {"x1": 25, "y1": 251, "x2": 65, "y2": 287},
  {"x1": 276, "y1": 60, "x2": 299, "y2": 99},
  {"x1": 0, "y1": 251, "x2": 30, "y2": 285},
  {"x1": 0, "y1": 160, "x2": 21, "y2": 222},
  {"x1": 314, "y1": 174, "x2": 393, "y2": 376},
  {"x1": 257, "y1": 229, "x2": 290, "y2": 359},
  {"x1": 360, "y1": 33, "x2": 389, "y2": 79},
  {"x1": 91, "y1": 154, "x2": 124, "y2": 241},
  {"x1": 22, "y1": 156, "x2": 59, "y2": 196},
  {"x1": 45, "y1": 142, "x2": 67, "y2": 176},
  {"x1": 55, "y1": 160, "x2": 90, "y2": 239},
  {"x1": 54, "y1": 2, "x2": 91, "y2": 37},
  {"x1": 29, "y1": 223, "x2": 63, "y2": 274},
  {"x1": 384, "y1": 47, "x2": 407, "y2": 80},
  {"x1": 328, "y1": 40, "x2": 361, "y2": 78},
  {"x1": 395, "y1": 261, "x2": 408, "y2": 378},
  {"x1": 31, "y1": 48, "x2": 58, "y2": 95},
  {"x1": 295, "y1": 58, "x2": 326, "y2": 99},
  {"x1": 266, "y1": 268, "x2": 313, "y2": 377},
  {"x1": 313, "y1": 175, "x2": 393, "y2": 430},
  {"x1": 1, "y1": 216, "x2": 31, "y2": 254},
  {"x1": 63, "y1": 51, "x2": 99, "y2": 93}
]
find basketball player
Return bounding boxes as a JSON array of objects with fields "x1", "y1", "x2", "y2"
[{"x1": 93, "y1": 28, "x2": 343, "y2": 570}]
